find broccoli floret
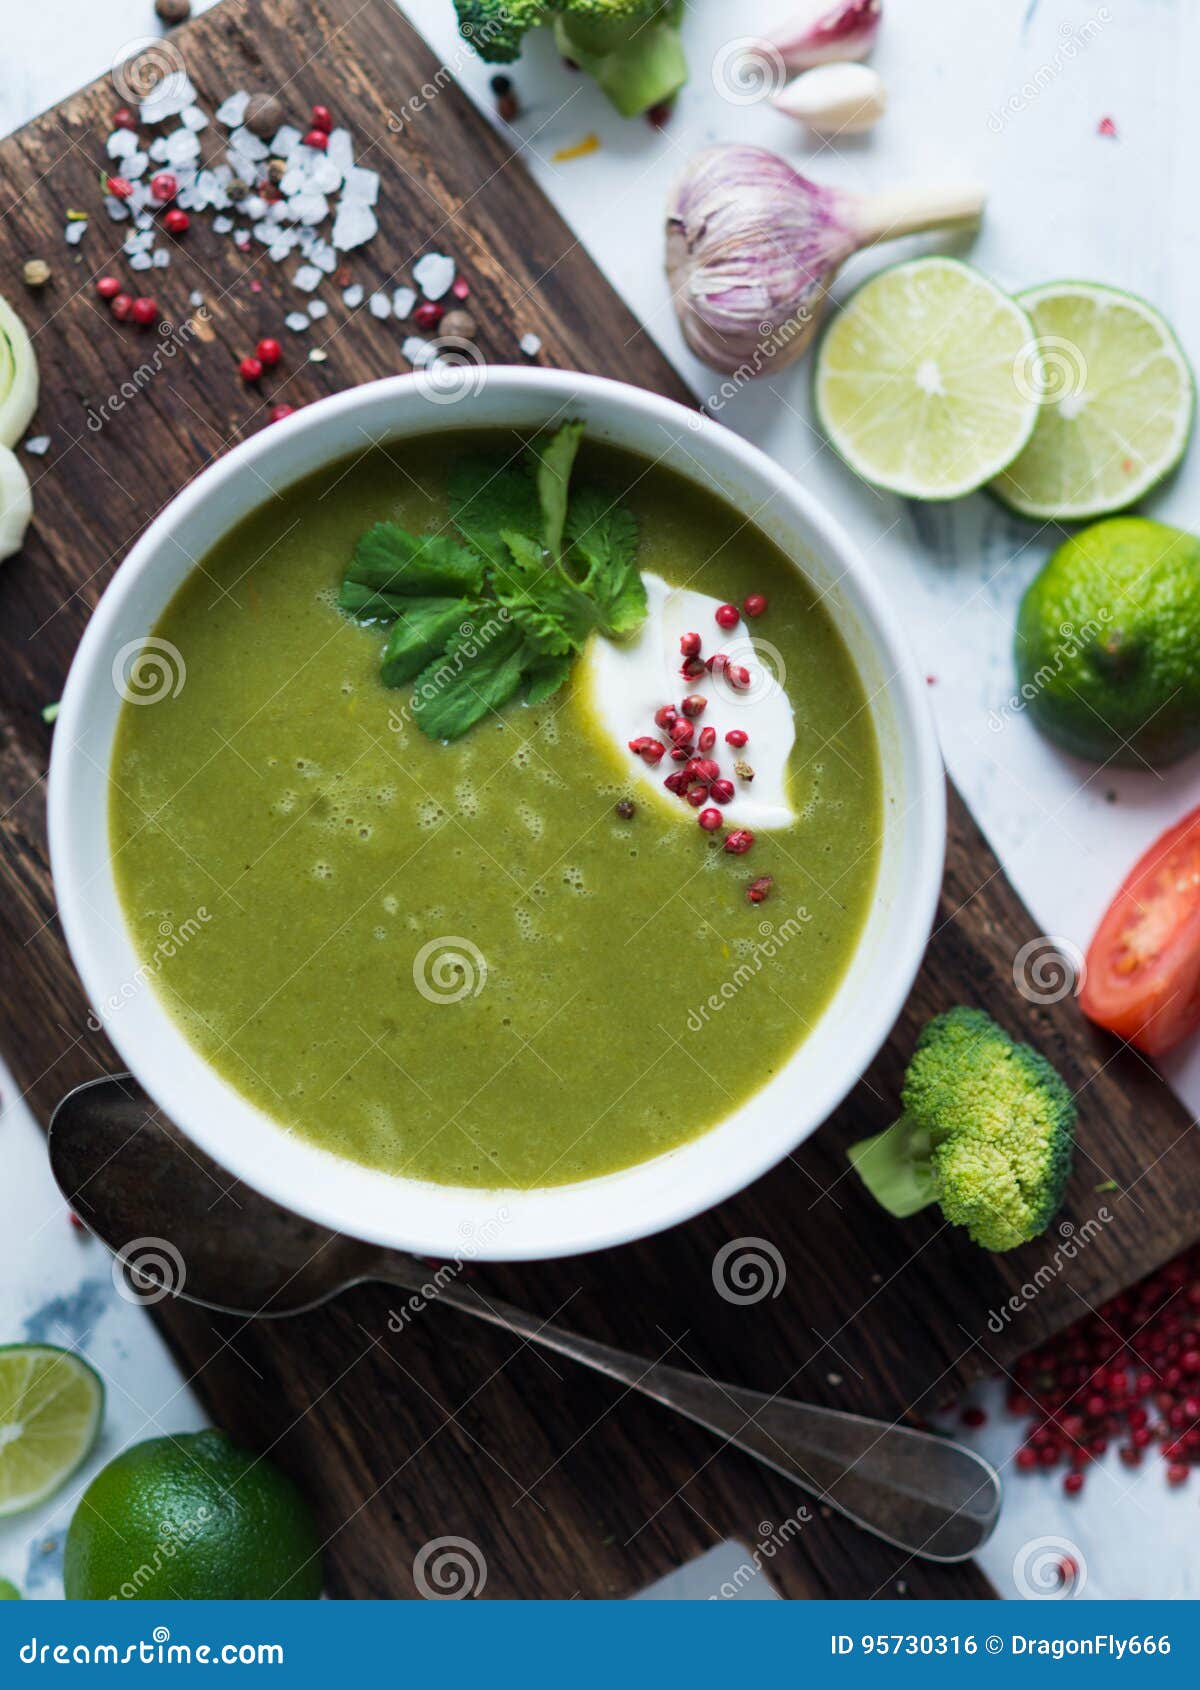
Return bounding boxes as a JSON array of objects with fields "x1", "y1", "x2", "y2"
[
  {"x1": 846, "y1": 1008, "x2": 1076, "y2": 1253},
  {"x1": 454, "y1": 2, "x2": 688, "y2": 117}
]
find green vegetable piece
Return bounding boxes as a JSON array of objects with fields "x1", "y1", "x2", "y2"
[
  {"x1": 0, "y1": 1579, "x2": 21, "y2": 1600},
  {"x1": 410, "y1": 622, "x2": 528, "y2": 741},
  {"x1": 534, "y1": 419, "x2": 585, "y2": 559},
  {"x1": 525, "y1": 653, "x2": 573, "y2": 704},
  {"x1": 846, "y1": 1007, "x2": 1076, "y2": 1253},
  {"x1": 1015, "y1": 517, "x2": 1200, "y2": 769},
  {"x1": 380, "y1": 598, "x2": 480, "y2": 687},
  {"x1": 565, "y1": 487, "x2": 647, "y2": 636},
  {"x1": 497, "y1": 529, "x2": 598, "y2": 655},
  {"x1": 449, "y1": 452, "x2": 541, "y2": 568},
  {"x1": 452, "y1": 3, "x2": 689, "y2": 118},
  {"x1": 345, "y1": 524, "x2": 484, "y2": 606}
]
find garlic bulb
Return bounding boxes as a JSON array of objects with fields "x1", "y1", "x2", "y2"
[
  {"x1": 774, "y1": 63, "x2": 886, "y2": 135},
  {"x1": 753, "y1": 0, "x2": 882, "y2": 76},
  {"x1": 665, "y1": 145, "x2": 986, "y2": 377}
]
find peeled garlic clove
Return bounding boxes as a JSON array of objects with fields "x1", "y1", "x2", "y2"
[
  {"x1": 0, "y1": 444, "x2": 32, "y2": 563},
  {"x1": 753, "y1": 0, "x2": 882, "y2": 77},
  {"x1": 774, "y1": 62, "x2": 886, "y2": 135}
]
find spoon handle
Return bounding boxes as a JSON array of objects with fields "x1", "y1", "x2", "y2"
[{"x1": 383, "y1": 1274, "x2": 999, "y2": 1563}]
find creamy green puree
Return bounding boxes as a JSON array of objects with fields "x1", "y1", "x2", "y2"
[{"x1": 110, "y1": 435, "x2": 881, "y2": 1188}]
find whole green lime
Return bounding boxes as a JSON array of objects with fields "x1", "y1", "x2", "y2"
[
  {"x1": 63, "y1": 1430, "x2": 321, "y2": 1600},
  {"x1": 0, "y1": 1578, "x2": 20, "y2": 1599},
  {"x1": 1015, "y1": 517, "x2": 1200, "y2": 767}
]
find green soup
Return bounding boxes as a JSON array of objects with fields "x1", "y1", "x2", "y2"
[{"x1": 109, "y1": 436, "x2": 882, "y2": 1188}]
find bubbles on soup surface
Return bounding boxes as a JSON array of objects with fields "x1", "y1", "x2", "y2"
[
  {"x1": 516, "y1": 803, "x2": 543, "y2": 841},
  {"x1": 312, "y1": 861, "x2": 334, "y2": 881},
  {"x1": 416, "y1": 797, "x2": 447, "y2": 830}
]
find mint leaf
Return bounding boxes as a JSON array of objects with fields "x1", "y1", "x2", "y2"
[
  {"x1": 535, "y1": 420, "x2": 585, "y2": 559},
  {"x1": 566, "y1": 489, "x2": 647, "y2": 636},
  {"x1": 346, "y1": 525, "x2": 484, "y2": 602},
  {"x1": 525, "y1": 654, "x2": 572, "y2": 705},
  {"x1": 380, "y1": 598, "x2": 480, "y2": 687},
  {"x1": 449, "y1": 453, "x2": 540, "y2": 568},
  {"x1": 495, "y1": 530, "x2": 597, "y2": 655},
  {"x1": 410, "y1": 622, "x2": 527, "y2": 741}
]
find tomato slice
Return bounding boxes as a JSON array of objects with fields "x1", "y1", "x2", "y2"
[{"x1": 1080, "y1": 804, "x2": 1200, "y2": 1056}]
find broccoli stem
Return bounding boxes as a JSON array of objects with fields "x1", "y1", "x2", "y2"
[
  {"x1": 554, "y1": 14, "x2": 688, "y2": 118},
  {"x1": 845, "y1": 1116, "x2": 936, "y2": 1219}
]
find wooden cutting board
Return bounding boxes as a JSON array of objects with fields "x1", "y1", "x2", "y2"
[{"x1": 1, "y1": 0, "x2": 1198, "y2": 1602}]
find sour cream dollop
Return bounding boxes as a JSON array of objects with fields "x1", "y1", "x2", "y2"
[{"x1": 581, "y1": 573, "x2": 797, "y2": 830}]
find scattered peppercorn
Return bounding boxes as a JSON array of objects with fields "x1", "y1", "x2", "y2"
[
  {"x1": 112, "y1": 107, "x2": 136, "y2": 130},
  {"x1": 497, "y1": 91, "x2": 520, "y2": 123},
  {"x1": 163, "y1": 208, "x2": 189, "y2": 235},
  {"x1": 149, "y1": 171, "x2": 178, "y2": 203},
  {"x1": 412, "y1": 301, "x2": 444, "y2": 333},
  {"x1": 244, "y1": 92, "x2": 284, "y2": 139},
  {"x1": 746, "y1": 875, "x2": 773, "y2": 904},
  {"x1": 268, "y1": 403, "x2": 295, "y2": 423},
  {"x1": 734, "y1": 759, "x2": 754, "y2": 782},
  {"x1": 646, "y1": 101, "x2": 673, "y2": 130},
  {"x1": 615, "y1": 799, "x2": 636, "y2": 820},
  {"x1": 154, "y1": 0, "x2": 191, "y2": 22},
  {"x1": 302, "y1": 129, "x2": 329, "y2": 151},
  {"x1": 96, "y1": 275, "x2": 121, "y2": 300},
  {"x1": 106, "y1": 176, "x2": 133, "y2": 200},
  {"x1": 490, "y1": 74, "x2": 513, "y2": 96},
  {"x1": 266, "y1": 157, "x2": 287, "y2": 187},
  {"x1": 310, "y1": 104, "x2": 334, "y2": 134},
  {"x1": 226, "y1": 178, "x2": 250, "y2": 201},
  {"x1": 239, "y1": 355, "x2": 264, "y2": 383},
  {"x1": 22, "y1": 259, "x2": 51, "y2": 289},
  {"x1": 110, "y1": 292, "x2": 134, "y2": 321},
  {"x1": 256, "y1": 337, "x2": 283, "y2": 368},
  {"x1": 439, "y1": 309, "x2": 477, "y2": 340},
  {"x1": 130, "y1": 296, "x2": 158, "y2": 328}
]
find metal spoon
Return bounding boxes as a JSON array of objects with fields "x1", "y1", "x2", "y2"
[{"x1": 49, "y1": 1073, "x2": 1001, "y2": 1563}]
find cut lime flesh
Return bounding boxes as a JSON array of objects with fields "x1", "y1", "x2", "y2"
[
  {"x1": 815, "y1": 257, "x2": 1040, "y2": 500},
  {"x1": 0, "y1": 1345, "x2": 103, "y2": 1517},
  {"x1": 990, "y1": 282, "x2": 1195, "y2": 521}
]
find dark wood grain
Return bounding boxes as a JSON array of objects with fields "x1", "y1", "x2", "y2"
[{"x1": 1, "y1": 0, "x2": 1197, "y2": 1603}]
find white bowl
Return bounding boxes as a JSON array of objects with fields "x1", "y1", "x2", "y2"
[{"x1": 49, "y1": 370, "x2": 944, "y2": 1261}]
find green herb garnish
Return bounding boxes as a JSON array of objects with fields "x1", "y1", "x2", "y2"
[{"x1": 339, "y1": 423, "x2": 647, "y2": 741}]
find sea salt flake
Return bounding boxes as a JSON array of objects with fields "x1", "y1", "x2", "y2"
[
  {"x1": 148, "y1": 137, "x2": 170, "y2": 163},
  {"x1": 234, "y1": 229, "x2": 251, "y2": 251},
  {"x1": 279, "y1": 167, "x2": 309, "y2": 198},
  {"x1": 182, "y1": 106, "x2": 208, "y2": 132},
  {"x1": 413, "y1": 253, "x2": 455, "y2": 301},
  {"x1": 271, "y1": 125, "x2": 304, "y2": 157},
  {"x1": 152, "y1": 249, "x2": 170, "y2": 268},
  {"x1": 392, "y1": 286, "x2": 416, "y2": 320},
  {"x1": 325, "y1": 128, "x2": 354, "y2": 172},
  {"x1": 106, "y1": 129, "x2": 139, "y2": 159},
  {"x1": 307, "y1": 241, "x2": 337, "y2": 274},
  {"x1": 123, "y1": 152, "x2": 150, "y2": 180},
  {"x1": 215, "y1": 91, "x2": 252, "y2": 127},
  {"x1": 310, "y1": 158, "x2": 343, "y2": 195},
  {"x1": 128, "y1": 250, "x2": 153, "y2": 270},
  {"x1": 368, "y1": 292, "x2": 391, "y2": 320},
  {"x1": 189, "y1": 290, "x2": 204, "y2": 307},
  {"x1": 331, "y1": 201, "x2": 376, "y2": 252},
  {"x1": 285, "y1": 311, "x2": 310, "y2": 333},
  {"x1": 293, "y1": 264, "x2": 323, "y2": 292},
  {"x1": 212, "y1": 215, "x2": 234, "y2": 234},
  {"x1": 520, "y1": 332, "x2": 543, "y2": 357},
  {"x1": 291, "y1": 193, "x2": 329, "y2": 227},
  {"x1": 342, "y1": 283, "x2": 364, "y2": 308},
  {"x1": 64, "y1": 220, "x2": 88, "y2": 245},
  {"x1": 341, "y1": 167, "x2": 379, "y2": 205},
  {"x1": 229, "y1": 126, "x2": 269, "y2": 162},
  {"x1": 163, "y1": 129, "x2": 201, "y2": 166},
  {"x1": 307, "y1": 300, "x2": 329, "y2": 320},
  {"x1": 268, "y1": 241, "x2": 294, "y2": 263},
  {"x1": 103, "y1": 198, "x2": 131, "y2": 223},
  {"x1": 403, "y1": 336, "x2": 435, "y2": 368},
  {"x1": 241, "y1": 196, "x2": 270, "y2": 221},
  {"x1": 23, "y1": 436, "x2": 50, "y2": 456},
  {"x1": 308, "y1": 348, "x2": 328, "y2": 363},
  {"x1": 140, "y1": 72, "x2": 197, "y2": 127}
]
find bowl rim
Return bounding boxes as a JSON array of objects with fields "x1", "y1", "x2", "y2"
[{"x1": 48, "y1": 368, "x2": 945, "y2": 1259}]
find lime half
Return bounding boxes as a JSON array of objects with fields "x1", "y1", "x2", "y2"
[
  {"x1": 991, "y1": 282, "x2": 1195, "y2": 520},
  {"x1": 0, "y1": 1345, "x2": 103, "y2": 1516},
  {"x1": 814, "y1": 257, "x2": 1040, "y2": 500}
]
